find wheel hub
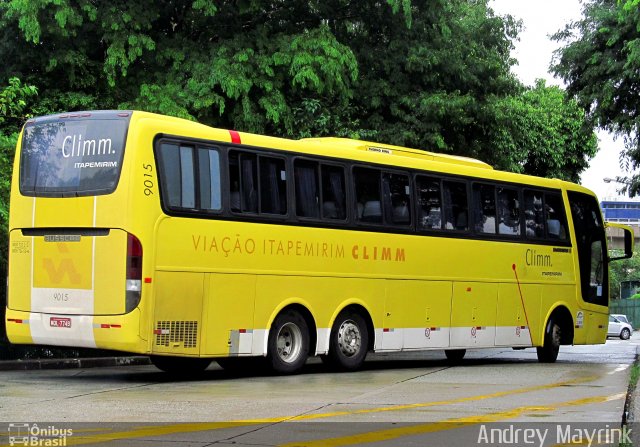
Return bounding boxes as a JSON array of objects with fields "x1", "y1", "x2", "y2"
[
  {"x1": 337, "y1": 320, "x2": 361, "y2": 357},
  {"x1": 276, "y1": 322, "x2": 302, "y2": 363}
]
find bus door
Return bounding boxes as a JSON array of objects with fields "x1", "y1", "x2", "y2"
[{"x1": 567, "y1": 191, "x2": 608, "y2": 343}]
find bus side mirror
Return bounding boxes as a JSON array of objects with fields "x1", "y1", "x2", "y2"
[{"x1": 606, "y1": 223, "x2": 634, "y2": 261}]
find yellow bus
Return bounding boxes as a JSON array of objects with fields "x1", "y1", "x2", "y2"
[{"x1": 5, "y1": 110, "x2": 634, "y2": 374}]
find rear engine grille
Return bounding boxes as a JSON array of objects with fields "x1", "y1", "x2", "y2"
[{"x1": 155, "y1": 320, "x2": 198, "y2": 348}]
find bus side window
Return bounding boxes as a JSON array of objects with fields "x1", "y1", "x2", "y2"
[
  {"x1": 321, "y1": 165, "x2": 346, "y2": 220},
  {"x1": 229, "y1": 151, "x2": 258, "y2": 213},
  {"x1": 354, "y1": 167, "x2": 382, "y2": 224},
  {"x1": 158, "y1": 143, "x2": 182, "y2": 209},
  {"x1": 416, "y1": 176, "x2": 442, "y2": 230},
  {"x1": 294, "y1": 159, "x2": 320, "y2": 218},
  {"x1": 383, "y1": 172, "x2": 411, "y2": 226},
  {"x1": 497, "y1": 187, "x2": 521, "y2": 236},
  {"x1": 197, "y1": 148, "x2": 221, "y2": 211},
  {"x1": 443, "y1": 180, "x2": 468, "y2": 231},
  {"x1": 524, "y1": 190, "x2": 545, "y2": 238},
  {"x1": 544, "y1": 193, "x2": 568, "y2": 240},
  {"x1": 157, "y1": 143, "x2": 196, "y2": 210},
  {"x1": 473, "y1": 183, "x2": 497, "y2": 234},
  {"x1": 259, "y1": 156, "x2": 287, "y2": 215}
]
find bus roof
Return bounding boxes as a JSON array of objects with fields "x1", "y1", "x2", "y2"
[
  {"x1": 300, "y1": 137, "x2": 493, "y2": 170},
  {"x1": 126, "y1": 111, "x2": 597, "y2": 198}
]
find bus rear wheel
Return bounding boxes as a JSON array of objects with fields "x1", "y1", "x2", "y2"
[
  {"x1": 326, "y1": 311, "x2": 369, "y2": 371},
  {"x1": 267, "y1": 310, "x2": 309, "y2": 374},
  {"x1": 536, "y1": 320, "x2": 561, "y2": 363},
  {"x1": 150, "y1": 355, "x2": 211, "y2": 374}
]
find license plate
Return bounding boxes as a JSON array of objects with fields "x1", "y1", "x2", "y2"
[{"x1": 50, "y1": 317, "x2": 71, "y2": 328}]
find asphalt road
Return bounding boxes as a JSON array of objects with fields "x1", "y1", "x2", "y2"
[{"x1": 0, "y1": 337, "x2": 637, "y2": 446}]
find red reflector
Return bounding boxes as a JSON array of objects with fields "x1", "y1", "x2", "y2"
[
  {"x1": 229, "y1": 130, "x2": 241, "y2": 144},
  {"x1": 383, "y1": 328, "x2": 390, "y2": 333},
  {"x1": 100, "y1": 324, "x2": 110, "y2": 329},
  {"x1": 239, "y1": 329, "x2": 246, "y2": 334},
  {"x1": 144, "y1": 277, "x2": 152, "y2": 284},
  {"x1": 110, "y1": 324, "x2": 121, "y2": 328},
  {"x1": 153, "y1": 329, "x2": 162, "y2": 335},
  {"x1": 8, "y1": 319, "x2": 23, "y2": 324}
]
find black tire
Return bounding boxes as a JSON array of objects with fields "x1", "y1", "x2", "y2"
[
  {"x1": 266, "y1": 310, "x2": 309, "y2": 374},
  {"x1": 444, "y1": 349, "x2": 466, "y2": 364},
  {"x1": 621, "y1": 328, "x2": 631, "y2": 340},
  {"x1": 326, "y1": 311, "x2": 369, "y2": 371},
  {"x1": 536, "y1": 320, "x2": 561, "y2": 363},
  {"x1": 150, "y1": 356, "x2": 211, "y2": 374}
]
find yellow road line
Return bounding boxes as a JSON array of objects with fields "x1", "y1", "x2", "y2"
[
  {"x1": 278, "y1": 393, "x2": 626, "y2": 447},
  {"x1": 288, "y1": 374, "x2": 600, "y2": 421},
  {"x1": 0, "y1": 374, "x2": 606, "y2": 446}
]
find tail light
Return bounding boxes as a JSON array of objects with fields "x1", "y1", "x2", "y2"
[{"x1": 125, "y1": 233, "x2": 143, "y2": 313}]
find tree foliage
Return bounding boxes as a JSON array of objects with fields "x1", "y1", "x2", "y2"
[
  {"x1": 610, "y1": 249, "x2": 640, "y2": 299},
  {"x1": 0, "y1": 0, "x2": 597, "y2": 180},
  {"x1": 488, "y1": 80, "x2": 598, "y2": 182},
  {"x1": 0, "y1": 77, "x2": 36, "y2": 273},
  {"x1": 552, "y1": 0, "x2": 640, "y2": 194}
]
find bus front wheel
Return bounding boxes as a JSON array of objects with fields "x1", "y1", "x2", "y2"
[
  {"x1": 536, "y1": 320, "x2": 561, "y2": 363},
  {"x1": 150, "y1": 355, "x2": 211, "y2": 374},
  {"x1": 326, "y1": 311, "x2": 369, "y2": 371},
  {"x1": 267, "y1": 310, "x2": 309, "y2": 374}
]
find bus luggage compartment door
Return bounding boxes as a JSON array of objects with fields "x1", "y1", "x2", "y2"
[
  {"x1": 8, "y1": 228, "x2": 128, "y2": 316},
  {"x1": 152, "y1": 271, "x2": 203, "y2": 356}
]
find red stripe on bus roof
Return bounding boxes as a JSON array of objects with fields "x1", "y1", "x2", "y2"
[{"x1": 229, "y1": 130, "x2": 241, "y2": 144}]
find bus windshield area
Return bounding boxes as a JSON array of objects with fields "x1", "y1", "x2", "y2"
[{"x1": 20, "y1": 112, "x2": 129, "y2": 197}]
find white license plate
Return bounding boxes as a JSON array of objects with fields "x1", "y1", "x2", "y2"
[{"x1": 50, "y1": 317, "x2": 71, "y2": 328}]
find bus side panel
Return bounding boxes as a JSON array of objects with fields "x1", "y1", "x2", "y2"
[
  {"x1": 449, "y1": 282, "x2": 497, "y2": 348},
  {"x1": 201, "y1": 273, "x2": 257, "y2": 356},
  {"x1": 385, "y1": 280, "x2": 452, "y2": 350},
  {"x1": 151, "y1": 271, "x2": 203, "y2": 356},
  {"x1": 495, "y1": 283, "x2": 540, "y2": 347},
  {"x1": 586, "y1": 311, "x2": 608, "y2": 344}
]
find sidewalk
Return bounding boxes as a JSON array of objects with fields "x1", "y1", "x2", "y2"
[{"x1": 0, "y1": 355, "x2": 150, "y2": 371}]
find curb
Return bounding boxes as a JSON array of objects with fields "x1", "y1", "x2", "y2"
[
  {"x1": 0, "y1": 356, "x2": 151, "y2": 371},
  {"x1": 625, "y1": 343, "x2": 640, "y2": 447}
]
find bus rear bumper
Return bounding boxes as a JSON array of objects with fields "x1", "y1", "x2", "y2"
[{"x1": 5, "y1": 308, "x2": 146, "y2": 354}]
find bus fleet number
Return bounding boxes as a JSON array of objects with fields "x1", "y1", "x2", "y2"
[{"x1": 142, "y1": 164, "x2": 154, "y2": 196}]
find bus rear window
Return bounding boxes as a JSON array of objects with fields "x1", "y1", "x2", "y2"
[{"x1": 19, "y1": 113, "x2": 129, "y2": 197}]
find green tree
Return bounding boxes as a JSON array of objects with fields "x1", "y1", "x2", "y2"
[
  {"x1": 552, "y1": 0, "x2": 640, "y2": 194},
  {"x1": 0, "y1": 77, "x2": 37, "y2": 272},
  {"x1": 0, "y1": 0, "x2": 598, "y2": 178},
  {"x1": 610, "y1": 249, "x2": 640, "y2": 299},
  {"x1": 487, "y1": 80, "x2": 598, "y2": 182}
]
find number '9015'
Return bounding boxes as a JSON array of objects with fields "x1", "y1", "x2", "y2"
[{"x1": 142, "y1": 164, "x2": 154, "y2": 196}]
